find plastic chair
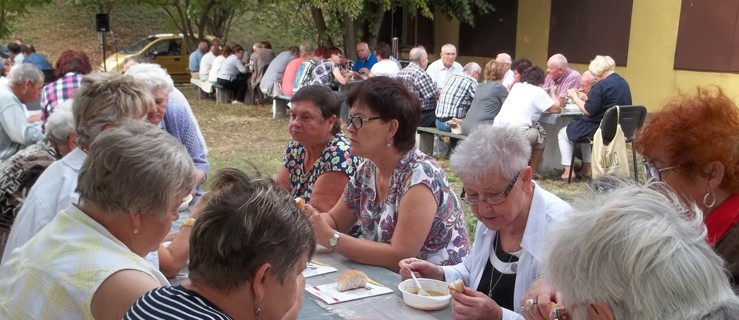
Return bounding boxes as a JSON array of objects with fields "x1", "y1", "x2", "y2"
[{"x1": 568, "y1": 105, "x2": 647, "y2": 183}]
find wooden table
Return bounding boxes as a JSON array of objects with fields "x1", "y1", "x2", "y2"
[
  {"x1": 538, "y1": 105, "x2": 584, "y2": 172},
  {"x1": 299, "y1": 247, "x2": 452, "y2": 319}
]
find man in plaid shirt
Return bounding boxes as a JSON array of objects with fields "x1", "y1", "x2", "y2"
[
  {"x1": 435, "y1": 62, "x2": 481, "y2": 132},
  {"x1": 397, "y1": 46, "x2": 438, "y2": 127}
]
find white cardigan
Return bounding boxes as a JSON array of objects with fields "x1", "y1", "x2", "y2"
[{"x1": 442, "y1": 183, "x2": 571, "y2": 320}]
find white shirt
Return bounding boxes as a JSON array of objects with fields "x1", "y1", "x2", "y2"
[
  {"x1": 442, "y1": 183, "x2": 571, "y2": 320},
  {"x1": 502, "y1": 69, "x2": 515, "y2": 90},
  {"x1": 2, "y1": 147, "x2": 86, "y2": 261},
  {"x1": 198, "y1": 51, "x2": 216, "y2": 81},
  {"x1": 493, "y1": 83, "x2": 554, "y2": 128},
  {"x1": 370, "y1": 60, "x2": 400, "y2": 78},
  {"x1": 208, "y1": 55, "x2": 226, "y2": 84},
  {"x1": 426, "y1": 59, "x2": 463, "y2": 88}
]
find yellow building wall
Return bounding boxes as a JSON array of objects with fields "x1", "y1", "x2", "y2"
[{"x1": 439, "y1": 0, "x2": 739, "y2": 111}]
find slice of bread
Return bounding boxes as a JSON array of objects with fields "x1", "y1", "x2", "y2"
[
  {"x1": 448, "y1": 279, "x2": 464, "y2": 292},
  {"x1": 337, "y1": 270, "x2": 368, "y2": 291}
]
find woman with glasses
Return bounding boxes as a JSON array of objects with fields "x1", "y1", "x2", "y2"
[
  {"x1": 275, "y1": 85, "x2": 359, "y2": 212},
  {"x1": 399, "y1": 126, "x2": 571, "y2": 320},
  {"x1": 302, "y1": 77, "x2": 470, "y2": 271},
  {"x1": 635, "y1": 87, "x2": 739, "y2": 286}
]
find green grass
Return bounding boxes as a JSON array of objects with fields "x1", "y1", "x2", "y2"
[{"x1": 183, "y1": 87, "x2": 601, "y2": 236}]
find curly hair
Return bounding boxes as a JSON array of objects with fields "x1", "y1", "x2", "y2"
[
  {"x1": 635, "y1": 86, "x2": 739, "y2": 193},
  {"x1": 54, "y1": 50, "x2": 93, "y2": 78}
]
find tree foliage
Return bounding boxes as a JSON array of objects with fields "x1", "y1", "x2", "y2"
[{"x1": 0, "y1": 0, "x2": 53, "y2": 39}]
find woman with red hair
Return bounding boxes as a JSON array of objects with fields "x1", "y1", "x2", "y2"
[
  {"x1": 40, "y1": 50, "x2": 92, "y2": 125},
  {"x1": 636, "y1": 86, "x2": 739, "y2": 286}
]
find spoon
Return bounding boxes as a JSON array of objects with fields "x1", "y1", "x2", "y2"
[{"x1": 410, "y1": 272, "x2": 430, "y2": 296}]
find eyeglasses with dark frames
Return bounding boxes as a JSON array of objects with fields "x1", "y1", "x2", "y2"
[
  {"x1": 346, "y1": 114, "x2": 381, "y2": 129},
  {"x1": 642, "y1": 160, "x2": 677, "y2": 182},
  {"x1": 463, "y1": 171, "x2": 521, "y2": 206}
]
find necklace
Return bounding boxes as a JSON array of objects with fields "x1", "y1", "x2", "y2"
[{"x1": 487, "y1": 234, "x2": 519, "y2": 298}]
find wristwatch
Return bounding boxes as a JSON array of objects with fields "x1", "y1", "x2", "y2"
[
  {"x1": 329, "y1": 231, "x2": 340, "y2": 251},
  {"x1": 180, "y1": 217, "x2": 196, "y2": 229}
]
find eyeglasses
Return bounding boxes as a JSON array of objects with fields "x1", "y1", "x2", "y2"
[
  {"x1": 347, "y1": 114, "x2": 381, "y2": 129},
  {"x1": 642, "y1": 160, "x2": 677, "y2": 181},
  {"x1": 463, "y1": 171, "x2": 520, "y2": 206}
]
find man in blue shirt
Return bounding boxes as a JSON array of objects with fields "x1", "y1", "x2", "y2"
[
  {"x1": 352, "y1": 42, "x2": 377, "y2": 75},
  {"x1": 189, "y1": 41, "x2": 208, "y2": 78},
  {"x1": 21, "y1": 45, "x2": 52, "y2": 70}
]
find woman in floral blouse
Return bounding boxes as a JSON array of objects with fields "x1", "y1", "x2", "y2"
[
  {"x1": 303, "y1": 77, "x2": 470, "y2": 271},
  {"x1": 275, "y1": 85, "x2": 359, "y2": 212}
]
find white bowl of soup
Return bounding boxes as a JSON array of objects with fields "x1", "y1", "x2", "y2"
[{"x1": 398, "y1": 278, "x2": 452, "y2": 311}]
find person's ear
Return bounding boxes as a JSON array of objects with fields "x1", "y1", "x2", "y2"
[
  {"x1": 386, "y1": 118, "x2": 399, "y2": 138},
  {"x1": 703, "y1": 160, "x2": 725, "y2": 190},
  {"x1": 587, "y1": 302, "x2": 616, "y2": 320},
  {"x1": 251, "y1": 263, "x2": 272, "y2": 302}
]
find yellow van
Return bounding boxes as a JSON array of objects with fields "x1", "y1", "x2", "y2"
[{"x1": 101, "y1": 33, "x2": 213, "y2": 83}]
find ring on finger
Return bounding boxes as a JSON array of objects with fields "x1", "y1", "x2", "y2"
[{"x1": 524, "y1": 298, "x2": 537, "y2": 310}]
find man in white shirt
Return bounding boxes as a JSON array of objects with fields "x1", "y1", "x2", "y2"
[
  {"x1": 426, "y1": 43, "x2": 463, "y2": 89},
  {"x1": 198, "y1": 44, "x2": 221, "y2": 81},
  {"x1": 367, "y1": 42, "x2": 400, "y2": 78},
  {"x1": 496, "y1": 53, "x2": 515, "y2": 89},
  {"x1": 0, "y1": 64, "x2": 44, "y2": 161}
]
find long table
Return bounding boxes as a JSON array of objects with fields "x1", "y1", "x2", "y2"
[
  {"x1": 538, "y1": 106, "x2": 584, "y2": 172},
  {"x1": 299, "y1": 247, "x2": 452, "y2": 319}
]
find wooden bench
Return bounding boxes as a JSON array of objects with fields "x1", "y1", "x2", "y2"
[
  {"x1": 417, "y1": 127, "x2": 466, "y2": 155},
  {"x1": 190, "y1": 78, "x2": 213, "y2": 100},
  {"x1": 272, "y1": 94, "x2": 291, "y2": 119},
  {"x1": 213, "y1": 84, "x2": 234, "y2": 104}
]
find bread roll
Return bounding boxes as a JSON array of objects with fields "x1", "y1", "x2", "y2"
[
  {"x1": 295, "y1": 198, "x2": 305, "y2": 211},
  {"x1": 448, "y1": 279, "x2": 464, "y2": 292},
  {"x1": 337, "y1": 270, "x2": 367, "y2": 291}
]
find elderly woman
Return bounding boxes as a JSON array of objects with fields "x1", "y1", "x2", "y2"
[
  {"x1": 537, "y1": 183, "x2": 739, "y2": 320},
  {"x1": 207, "y1": 45, "x2": 232, "y2": 84},
  {"x1": 274, "y1": 85, "x2": 359, "y2": 212},
  {"x1": 40, "y1": 49, "x2": 92, "y2": 124},
  {"x1": 399, "y1": 126, "x2": 571, "y2": 320},
  {"x1": 310, "y1": 46, "x2": 350, "y2": 90},
  {"x1": 0, "y1": 121, "x2": 197, "y2": 319},
  {"x1": 558, "y1": 55, "x2": 632, "y2": 181},
  {"x1": 126, "y1": 168, "x2": 314, "y2": 320},
  {"x1": 462, "y1": 60, "x2": 509, "y2": 135},
  {"x1": 304, "y1": 77, "x2": 469, "y2": 271},
  {"x1": 126, "y1": 63, "x2": 209, "y2": 195},
  {"x1": 493, "y1": 66, "x2": 560, "y2": 174},
  {"x1": 635, "y1": 87, "x2": 739, "y2": 285},
  {"x1": 0, "y1": 101, "x2": 76, "y2": 254}
]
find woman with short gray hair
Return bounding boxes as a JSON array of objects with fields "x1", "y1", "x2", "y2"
[
  {"x1": 126, "y1": 168, "x2": 314, "y2": 320},
  {"x1": 126, "y1": 63, "x2": 209, "y2": 197},
  {"x1": 0, "y1": 121, "x2": 197, "y2": 319},
  {"x1": 400, "y1": 126, "x2": 571, "y2": 320},
  {"x1": 536, "y1": 183, "x2": 739, "y2": 320}
]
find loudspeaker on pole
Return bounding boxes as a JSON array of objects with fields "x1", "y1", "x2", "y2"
[{"x1": 96, "y1": 13, "x2": 110, "y2": 32}]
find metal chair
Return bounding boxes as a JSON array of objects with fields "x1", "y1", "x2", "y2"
[{"x1": 568, "y1": 105, "x2": 647, "y2": 183}]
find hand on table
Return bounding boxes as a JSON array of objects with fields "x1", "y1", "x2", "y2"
[
  {"x1": 520, "y1": 278, "x2": 569, "y2": 320},
  {"x1": 398, "y1": 258, "x2": 445, "y2": 281},
  {"x1": 450, "y1": 287, "x2": 503, "y2": 320}
]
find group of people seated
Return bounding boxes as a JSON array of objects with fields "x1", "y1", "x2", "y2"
[{"x1": 0, "y1": 39, "x2": 736, "y2": 320}]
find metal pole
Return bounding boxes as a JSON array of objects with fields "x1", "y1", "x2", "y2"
[{"x1": 101, "y1": 32, "x2": 107, "y2": 71}]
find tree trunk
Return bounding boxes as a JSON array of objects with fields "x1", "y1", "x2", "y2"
[
  {"x1": 367, "y1": 3, "x2": 385, "y2": 49},
  {"x1": 310, "y1": 7, "x2": 331, "y2": 47},
  {"x1": 342, "y1": 13, "x2": 357, "y2": 60}
]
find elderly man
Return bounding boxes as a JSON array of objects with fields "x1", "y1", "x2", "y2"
[
  {"x1": 497, "y1": 53, "x2": 515, "y2": 89},
  {"x1": 427, "y1": 44, "x2": 463, "y2": 89},
  {"x1": 0, "y1": 64, "x2": 44, "y2": 160},
  {"x1": 2, "y1": 72, "x2": 154, "y2": 260},
  {"x1": 543, "y1": 54, "x2": 580, "y2": 109},
  {"x1": 397, "y1": 46, "x2": 438, "y2": 127},
  {"x1": 567, "y1": 70, "x2": 596, "y2": 103},
  {"x1": 367, "y1": 42, "x2": 400, "y2": 78},
  {"x1": 435, "y1": 62, "x2": 481, "y2": 132},
  {"x1": 260, "y1": 46, "x2": 299, "y2": 96},
  {"x1": 189, "y1": 41, "x2": 208, "y2": 78},
  {"x1": 198, "y1": 43, "x2": 221, "y2": 81},
  {"x1": 353, "y1": 42, "x2": 377, "y2": 75}
]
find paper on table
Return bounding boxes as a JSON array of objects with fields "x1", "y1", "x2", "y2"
[
  {"x1": 306, "y1": 281, "x2": 393, "y2": 304},
  {"x1": 303, "y1": 261, "x2": 338, "y2": 278}
]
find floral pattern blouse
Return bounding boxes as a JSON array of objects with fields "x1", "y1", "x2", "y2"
[
  {"x1": 343, "y1": 148, "x2": 470, "y2": 265},
  {"x1": 283, "y1": 132, "x2": 359, "y2": 202}
]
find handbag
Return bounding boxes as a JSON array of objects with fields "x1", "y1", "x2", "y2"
[{"x1": 592, "y1": 106, "x2": 630, "y2": 179}]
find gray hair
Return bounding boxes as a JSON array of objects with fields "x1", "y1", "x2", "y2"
[
  {"x1": 188, "y1": 168, "x2": 316, "y2": 291},
  {"x1": 299, "y1": 41, "x2": 312, "y2": 58},
  {"x1": 440, "y1": 43, "x2": 457, "y2": 54},
  {"x1": 125, "y1": 63, "x2": 174, "y2": 94},
  {"x1": 45, "y1": 99, "x2": 75, "y2": 146},
  {"x1": 463, "y1": 62, "x2": 481, "y2": 75},
  {"x1": 543, "y1": 181, "x2": 739, "y2": 320},
  {"x1": 409, "y1": 46, "x2": 427, "y2": 63},
  {"x1": 588, "y1": 55, "x2": 616, "y2": 77},
  {"x1": 548, "y1": 53, "x2": 568, "y2": 68},
  {"x1": 450, "y1": 126, "x2": 531, "y2": 183},
  {"x1": 77, "y1": 120, "x2": 197, "y2": 219},
  {"x1": 7, "y1": 63, "x2": 43, "y2": 86},
  {"x1": 73, "y1": 72, "x2": 154, "y2": 146},
  {"x1": 495, "y1": 53, "x2": 512, "y2": 65}
]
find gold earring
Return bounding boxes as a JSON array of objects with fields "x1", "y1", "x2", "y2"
[{"x1": 255, "y1": 302, "x2": 262, "y2": 317}]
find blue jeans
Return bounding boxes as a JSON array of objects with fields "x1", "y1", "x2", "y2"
[{"x1": 435, "y1": 119, "x2": 452, "y2": 132}]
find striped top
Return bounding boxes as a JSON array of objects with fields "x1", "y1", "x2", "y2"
[{"x1": 125, "y1": 285, "x2": 232, "y2": 320}]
